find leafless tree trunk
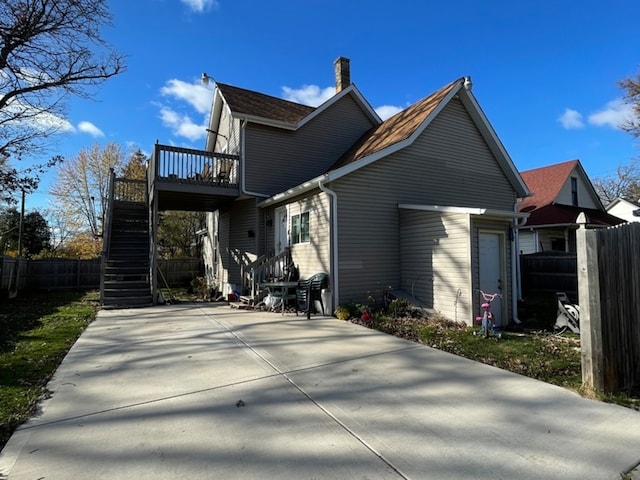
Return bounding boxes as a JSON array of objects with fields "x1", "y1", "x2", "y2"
[{"x1": 0, "y1": 0, "x2": 125, "y2": 198}]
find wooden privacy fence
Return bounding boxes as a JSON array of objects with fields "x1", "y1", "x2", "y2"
[
  {"x1": 520, "y1": 252, "x2": 577, "y2": 301},
  {"x1": 28, "y1": 258, "x2": 101, "y2": 290},
  {"x1": 577, "y1": 215, "x2": 640, "y2": 393},
  {"x1": 0, "y1": 257, "x2": 28, "y2": 293},
  {"x1": 0, "y1": 257, "x2": 204, "y2": 294},
  {"x1": 157, "y1": 258, "x2": 204, "y2": 287}
]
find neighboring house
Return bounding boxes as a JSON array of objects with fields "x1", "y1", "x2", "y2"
[
  {"x1": 606, "y1": 197, "x2": 640, "y2": 223},
  {"x1": 517, "y1": 159, "x2": 624, "y2": 254},
  {"x1": 197, "y1": 57, "x2": 529, "y2": 326}
]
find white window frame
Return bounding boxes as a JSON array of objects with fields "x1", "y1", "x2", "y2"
[{"x1": 291, "y1": 211, "x2": 310, "y2": 244}]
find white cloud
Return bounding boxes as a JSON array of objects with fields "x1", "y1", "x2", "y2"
[
  {"x1": 558, "y1": 108, "x2": 584, "y2": 129},
  {"x1": 159, "y1": 107, "x2": 206, "y2": 141},
  {"x1": 161, "y1": 79, "x2": 212, "y2": 114},
  {"x1": 588, "y1": 99, "x2": 633, "y2": 129},
  {"x1": 375, "y1": 105, "x2": 403, "y2": 121},
  {"x1": 180, "y1": 0, "x2": 219, "y2": 13},
  {"x1": 77, "y1": 121, "x2": 104, "y2": 137},
  {"x1": 282, "y1": 85, "x2": 335, "y2": 107}
]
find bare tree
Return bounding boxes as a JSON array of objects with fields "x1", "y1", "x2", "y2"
[
  {"x1": 41, "y1": 207, "x2": 74, "y2": 254},
  {"x1": 0, "y1": 0, "x2": 125, "y2": 199},
  {"x1": 49, "y1": 142, "x2": 125, "y2": 237},
  {"x1": 592, "y1": 158, "x2": 640, "y2": 205},
  {"x1": 619, "y1": 73, "x2": 640, "y2": 137}
]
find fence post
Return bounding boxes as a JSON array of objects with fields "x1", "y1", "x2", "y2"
[{"x1": 576, "y1": 213, "x2": 604, "y2": 390}]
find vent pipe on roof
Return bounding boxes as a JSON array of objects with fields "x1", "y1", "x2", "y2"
[{"x1": 334, "y1": 57, "x2": 351, "y2": 93}]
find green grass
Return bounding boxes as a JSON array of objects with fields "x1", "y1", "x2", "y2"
[{"x1": 0, "y1": 290, "x2": 100, "y2": 450}]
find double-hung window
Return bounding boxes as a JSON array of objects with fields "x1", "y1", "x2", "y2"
[{"x1": 291, "y1": 211, "x2": 310, "y2": 244}]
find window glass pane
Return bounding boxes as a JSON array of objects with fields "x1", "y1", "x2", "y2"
[
  {"x1": 291, "y1": 214, "x2": 300, "y2": 244},
  {"x1": 300, "y1": 212, "x2": 310, "y2": 243}
]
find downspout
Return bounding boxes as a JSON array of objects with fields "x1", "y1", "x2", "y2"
[
  {"x1": 318, "y1": 177, "x2": 338, "y2": 312},
  {"x1": 511, "y1": 200, "x2": 527, "y2": 323}
]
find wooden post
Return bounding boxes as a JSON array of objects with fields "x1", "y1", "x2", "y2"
[{"x1": 576, "y1": 213, "x2": 604, "y2": 390}]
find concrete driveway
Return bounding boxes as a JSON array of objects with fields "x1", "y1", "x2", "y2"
[{"x1": 1, "y1": 304, "x2": 639, "y2": 479}]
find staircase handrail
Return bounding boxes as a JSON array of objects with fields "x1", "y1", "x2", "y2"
[
  {"x1": 246, "y1": 248, "x2": 292, "y2": 299},
  {"x1": 100, "y1": 168, "x2": 116, "y2": 304}
]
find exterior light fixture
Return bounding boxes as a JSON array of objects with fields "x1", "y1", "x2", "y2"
[{"x1": 201, "y1": 73, "x2": 213, "y2": 86}]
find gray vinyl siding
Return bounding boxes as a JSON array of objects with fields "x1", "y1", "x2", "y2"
[
  {"x1": 217, "y1": 209, "x2": 230, "y2": 288},
  {"x1": 243, "y1": 94, "x2": 376, "y2": 196},
  {"x1": 263, "y1": 206, "x2": 276, "y2": 255},
  {"x1": 518, "y1": 230, "x2": 537, "y2": 254},
  {"x1": 400, "y1": 210, "x2": 472, "y2": 323},
  {"x1": 285, "y1": 192, "x2": 331, "y2": 281},
  {"x1": 216, "y1": 108, "x2": 241, "y2": 155},
  {"x1": 392, "y1": 98, "x2": 517, "y2": 210},
  {"x1": 332, "y1": 98, "x2": 518, "y2": 305},
  {"x1": 219, "y1": 199, "x2": 258, "y2": 289},
  {"x1": 471, "y1": 217, "x2": 512, "y2": 325}
]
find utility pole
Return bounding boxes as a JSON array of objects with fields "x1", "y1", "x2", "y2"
[{"x1": 17, "y1": 189, "x2": 25, "y2": 257}]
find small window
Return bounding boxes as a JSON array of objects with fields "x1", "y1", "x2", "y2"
[
  {"x1": 291, "y1": 211, "x2": 310, "y2": 244},
  {"x1": 571, "y1": 177, "x2": 578, "y2": 206}
]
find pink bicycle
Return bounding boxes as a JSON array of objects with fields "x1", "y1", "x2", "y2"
[{"x1": 473, "y1": 290, "x2": 502, "y2": 339}]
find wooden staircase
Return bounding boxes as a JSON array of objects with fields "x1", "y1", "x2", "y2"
[{"x1": 101, "y1": 199, "x2": 152, "y2": 308}]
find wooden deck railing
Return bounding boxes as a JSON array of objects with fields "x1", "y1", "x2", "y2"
[
  {"x1": 149, "y1": 143, "x2": 240, "y2": 186},
  {"x1": 114, "y1": 178, "x2": 146, "y2": 203}
]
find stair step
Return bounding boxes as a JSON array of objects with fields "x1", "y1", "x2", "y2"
[
  {"x1": 102, "y1": 297, "x2": 153, "y2": 309},
  {"x1": 104, "y1": 280, "x2": 149, "y2": 287},
  {"x1": 103, "y1": 285, "x2": 151, "y2": 293}
]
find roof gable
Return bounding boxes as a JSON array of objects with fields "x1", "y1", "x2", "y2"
[
  {"x1": 214, "y1": 82, "x2": 379, "y2": 131},
  {"x1": 331, "y1": 79, "x2": 460, "y2": 169},
  {"x1": 518, "y1": 159, "x2": 604, "y2": 213},
  {"x1": 216, "y1": 83, "x2": 315, "y2": 125},
  {"x1": 518, "y1": 160, "x2": 579, "y2": 212},
  {"x1": 606, "y1": 197, "x2": 640, "y2": 210},
  {"x1": 325, "y1": 78, "x2": 529, "y2": 198}
]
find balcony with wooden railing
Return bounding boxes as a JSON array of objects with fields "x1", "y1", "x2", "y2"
[{"x1": 149, "y1": 143, "x2": 241, "y2": 211}]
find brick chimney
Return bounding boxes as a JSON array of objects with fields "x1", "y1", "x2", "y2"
[{"x1": 334, "y1": 57, "x2": 351, "y2": 93}]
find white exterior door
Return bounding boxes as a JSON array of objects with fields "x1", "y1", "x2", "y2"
[
  {"x1": 479, "y1": 232, "x2": 505, "y2": 326},
  {"x1": 274, "y1": 207, "x2": 288, "y2": 255}
]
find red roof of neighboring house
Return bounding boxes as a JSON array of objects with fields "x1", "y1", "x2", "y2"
[
  {"x1": 518, "y1": 159, "x2": 624, "y2": 227},
  {"x1": 518, "y1": 159, "x2": 579, "y2": 212}
]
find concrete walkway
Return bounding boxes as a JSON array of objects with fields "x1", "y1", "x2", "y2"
[{"x1": 1, "y1": 304, "x2": 639, "y2": 479}]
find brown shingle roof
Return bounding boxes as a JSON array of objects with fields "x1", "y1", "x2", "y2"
[
  {"x1": 518, "y1": 159, "x2": 579, "y2": 212},
  {"x1": 330, "y1": 78, "x2": 461, "y2": 170},
  {"x1": 217, "y1": 83, "x2": 315, "y2": 125}
]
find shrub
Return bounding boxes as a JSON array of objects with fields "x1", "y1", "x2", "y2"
[
  {"x1": 190, "y1": 276, "x2": 209, "y2": 300},
  {"x1": 335, "y1": 302, "x2": 369, "y2": 320},
  {"x1": 386, "y1": 297, "x2": 410, "y2": 318},
  {"x1": 334, "y1": 305, "x2": 351, "y2": 320}
]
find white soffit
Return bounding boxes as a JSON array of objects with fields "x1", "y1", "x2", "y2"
[{"x1": 398, "y1": 204, "x2": 528, "y2": 219}]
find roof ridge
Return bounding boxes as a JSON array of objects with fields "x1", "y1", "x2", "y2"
[{"x1": 216, "y1": 82, "x2": 313, "y2": 109}]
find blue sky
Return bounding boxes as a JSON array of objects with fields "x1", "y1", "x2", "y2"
[{"x1": 19, "y1": 0, "x2": 640, "y2": 210}]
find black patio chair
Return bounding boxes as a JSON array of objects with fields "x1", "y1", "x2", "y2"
[{"x1": 296, "y1": 272, "x2": 329, "y2": 319}]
